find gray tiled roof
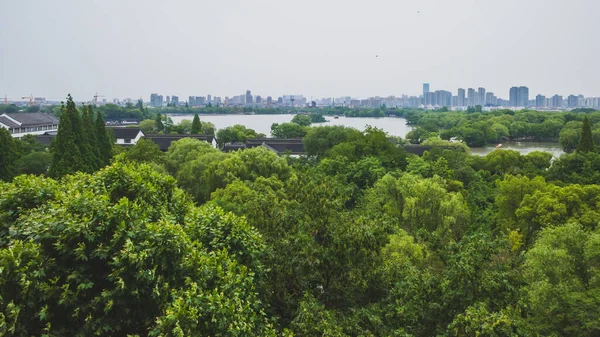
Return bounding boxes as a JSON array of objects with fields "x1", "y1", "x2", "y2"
[
  {"x1": 107, "y1": 127, "x2": 144, "y2": 139},
  {"x1": 245, "y1": 138, "x2": 306, "y2": 154},
  {"x1": 0, "y1": 116, "x2": 20, "y2": 128},
  {"x1": 3, "y1": 113, "x2": 59, "y2": 126},
  {"x1": 145, "y1": 134, "x2": 215, "y2": 151}
]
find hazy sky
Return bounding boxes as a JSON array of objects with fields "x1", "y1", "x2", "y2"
[{"x1": 2, "y1": 0, "x2": 599, "y2": 102}]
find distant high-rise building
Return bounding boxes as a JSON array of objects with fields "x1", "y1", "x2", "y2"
[
  {"x1": 478, "y1": 87, "x2": 486, "y2": 106},
  {"x1": 166, "y1": 96, "x2": 171, "y2": 105},
  {"x1": 245, "y1": 90, "x2": 253, "y2": 105},
  {"x1": 255, "y1": 95, "x2": 262, "y2": 104},
  {"x1": 188, "y1": 96, "x2": 206, "y2": 107},
  {"x1": 207, "y1": 94, "x2": 212, "y2": 103},
  {"x1": 467, "y1": 88, "x2": 476, "y2": 106},
  {"x1": 424, "y1": 92, "x2": 434, "y2": 106},
  {"x1": 423, "y1": 83, "x2": 430, "y2": 97},
  {"x1": 578, "y1": 95, "x2": 585, "y2": 107},
  {"x1": 485, "y1": 92, "x2": 496, "y2": 106},
  {"x1": 518, "y1": 87, "x2": 529, "y2": 107},
  {"x1": 150, "y1": 93, "x2": 163, "y2": 107},
  {"x1": 266, "y1": 96, "x2": 273, "y2": 106},
  {"x1": 567, "y1": 94, "x2": 579, "y2": 108},
  {"x1": 457, "y1": 88, "x2": 466, "y2": 107},
  {"x1": 509, "y1": 87, "x2": 518, "y2": 107},
  {"x1": 277, "y1": 97, "x2": 283, "y2": 104},
  {"x1": 551, "y1": 94, "x2": 563, "y2": 108},
  {"x1": 509, "y1": 86, "x2": 529, "y2": 107},
  {"x1": 172, "y1": 96, "x2": 179, "y2": 106},
  {"x1": 536, "y1": 95, "x2": 546, "y2": 108},
  {"x1": 434, "y1": 90, "x2": 452, "y2": 107}
]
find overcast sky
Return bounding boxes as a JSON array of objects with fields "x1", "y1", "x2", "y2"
[{"x1": 1, "y1": 0, "x2": 599, "y2": 102}]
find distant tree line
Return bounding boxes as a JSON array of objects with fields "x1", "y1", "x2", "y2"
[{"x1": 404, "y1": 108, "x2": 600, "y2": 149}]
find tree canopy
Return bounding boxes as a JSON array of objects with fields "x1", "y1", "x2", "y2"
[{"x1": 4, "y1": 106, "x2": 600, "y2": 336}]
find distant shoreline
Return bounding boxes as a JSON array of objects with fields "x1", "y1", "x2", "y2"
[{"x1": 165, "y1": 113, "x2": 399, "y2": 118}]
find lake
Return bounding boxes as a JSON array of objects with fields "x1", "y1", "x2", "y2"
[
  {"x1": 167, "y1": 114, "x2": 565, "y2": 157},
  {"x1": 168, "y1": 114, "x2": 413, "y2": 137}
]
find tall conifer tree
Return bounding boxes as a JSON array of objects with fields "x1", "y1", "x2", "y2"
[
  {"x1": 191, "y1": 112, "x2": 202, "y2": 134},
  {"x1": 577, "y1": 116, "x2": 595, "y2": 153},
  {"x1": 95, "y1": 109, "x2": 112, "y2": 166},
  {"x1": 49, "y1": 95, "x2": 85, "y2": 177},
  {"x1": 81, "y1": 105, "x2": 101, "y2": 171}
]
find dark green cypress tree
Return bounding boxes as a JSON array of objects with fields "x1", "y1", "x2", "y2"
[
  {"x1": 191, "y1": 112, "x2": 202, "y2": 134},
  {"x1": 95, "y1": 109, "x2": 113, "y2": 166},
  {"x1": 82, "y1": 105, "x2": 102, "y2": 170},
  {"x1": 71, "y1": 98, "x2": 93, "y2": 173},
  {"x1": 577, "y1": 116, "x2": 595, "y2": 153},
  {"x1": 0, "y1": 127, "x2": 17, "y2": 181},
  {"x1": 155, "y1": 113, "x2": 164, "y2": 133},
  {"x1": 49, "y1": 95, "x2": 86, "y2": 178}
]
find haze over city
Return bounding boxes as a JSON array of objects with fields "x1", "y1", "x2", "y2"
[{"x1": 2, "y1": 0, "x2": 600, "y2": 100}]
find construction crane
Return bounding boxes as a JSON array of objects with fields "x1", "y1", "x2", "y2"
[
  {"x1": 93, "y1": 92, "x2": 105, "y2": 105},
  {"x1": 21, "y1": 94, "x2": 34, "y2": 106}
]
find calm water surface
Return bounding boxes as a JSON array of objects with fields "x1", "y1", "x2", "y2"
[
  {"x1": 169, "y1": 114, "x2": 413, "y2": 137},
  {"x1": 168, "y1": 114, "x2": 565, "y2": 156}
]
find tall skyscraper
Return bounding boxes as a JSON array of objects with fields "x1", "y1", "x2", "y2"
[
  {"x1": 517, "y1": 86, "x2": 529, "y2": 107},
  {"x1": 245, "y1": 90, "x2": 253, "y2": 105},
  {"x1": 567, "y1": 95, "x2": 579, "y2": 108},
  {"x1": 467, "y1": 88, "x2": 476, "y2": 107},
  {"x1": 536, "y1": 95, "x2": 546, "y2": 108},
  {"x1": 425, "y1": 92, "x2": 434, "y2": 106},
  {"x1": 150, "y1": 93, "x2": 163, "y2": 107},
  {"x1": 485, "y1": 92, "x2": 496, "y2": 106},
  {"x1": 551, "y1": 94, "x2": 563, "y2": 108},
  {"x1": 423, "y1": 83, "x2": 430, "y2": 97},
  {"x1": 172, "y1": 96, "x2": 179, "y2": 106},
  {"x1": 478, "y1": 87, "x2": 486, "y2": 106},
  {"x1": 457, "y1": 88, "x2": 466, "y2": 107},
  {"x1": 509, "y1": 87, "x2": 518, "y2": 107},
  {"x1": 509, "y1": 86, "x2": 528, "y2": 107}
]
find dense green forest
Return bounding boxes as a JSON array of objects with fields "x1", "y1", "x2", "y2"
[{"x1": 2, "y1": 98, "x2": 600, "y2": 335}]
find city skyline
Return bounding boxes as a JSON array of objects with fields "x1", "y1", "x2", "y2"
[
  {"x1": 125, "y1": 83, "x2": 600, "y2": 110},
  {"x1": 2, "y1": 0, "x2": 600, "y2": 100},
  {"x1": 6, "y1": 81, "x2": 600, "y2": 108}
]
